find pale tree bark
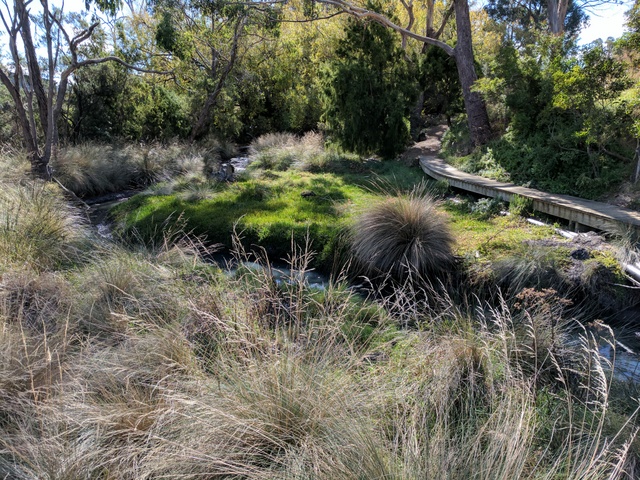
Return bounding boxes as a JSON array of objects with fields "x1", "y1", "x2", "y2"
[
  {"x1": 399, "y1": 0, "x2": 414, "y2": 50},
  {"x1": 547, "y1": 0, "x2": 619, "y2": 36},
  {"x1": 547, "y1": 0, "x2": 569, "y2": 34},
  {"x1": 0, "y1": 1, "x2": 172, "y2": 179},
  {"x1": 318, "y1": 0, "x2": 492, "y2": 146}
]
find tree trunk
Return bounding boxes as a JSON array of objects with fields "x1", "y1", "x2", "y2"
[
  {"x1": 634, "y1": 138, "x2": 640, "y2": 184},
  {"x1": 547, "y1": 0, "x2": 568, "y2": 35},
  {"x1": 189, "y1": 16, "x2": 247, "y2": 141},
  {"x1": 453, "y1": 0, "x2": 492, "y2": 146},
  {"x1": 410, "y1": 91, "x2": 425, "y2": 140},
  {"x1": 16, "y1": 0, "x2": 49, "y2": 135}
]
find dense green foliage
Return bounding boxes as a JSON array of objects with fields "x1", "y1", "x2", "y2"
[
  {"x1": 456, "y1": 38, "x2": 636, "y2": 199},
  {"x1": 70, "y1": 63, "x2": 191, "y2": 142},
  {"x1": 322, "y1": 13, "x2": 418, "y2": 157},
  {"x1": 419, "y1": 46, "x2": 464, "y2": 125}
]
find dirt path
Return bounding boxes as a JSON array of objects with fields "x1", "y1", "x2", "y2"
[{"x1": 401, "y1": 125, "x2": 448, "y2": 162}]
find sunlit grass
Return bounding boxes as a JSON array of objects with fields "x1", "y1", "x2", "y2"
[
  {"x1": 445, "y1": 204, "x2": 557, "y2": 257},
  {"x1": 0, "y1": 168, "x2": 638, "y2": 478},
  {"x1": 112, "y1": 163, "x2": 429, "y2": 270}
]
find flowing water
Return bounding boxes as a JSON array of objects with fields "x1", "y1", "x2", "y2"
[{"x1": 84, "y1": 177, "x2": 640, "y2": 383}]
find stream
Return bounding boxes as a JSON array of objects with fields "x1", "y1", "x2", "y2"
[{"x1": 83, "y1": 175, "x2": 640, "y2": 384}]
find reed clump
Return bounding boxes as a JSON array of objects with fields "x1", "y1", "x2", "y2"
[{"x1": 350, "y1": 187, "x2": 455, "y2": 282}]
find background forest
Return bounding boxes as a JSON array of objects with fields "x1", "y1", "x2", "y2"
[{"x1": 0, "y1": 0, "x2": 638, "y2": 200}]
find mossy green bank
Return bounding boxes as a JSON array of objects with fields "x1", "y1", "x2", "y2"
[{"x1": 112, "y1": 160, "x2": 428, "y2": 270}]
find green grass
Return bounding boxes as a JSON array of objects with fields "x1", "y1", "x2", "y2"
[
  {"x1": 444, "y1": 199, "x2": 556, "y2": 257},
  {"x1": 113, "y1": 160, "x2": 427, "y2": 271},
  {"x1": 0, "y1": 161, "x2": 639, "y2": 477}
]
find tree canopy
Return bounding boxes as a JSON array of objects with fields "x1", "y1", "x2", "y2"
[{"x1": 0, "y1": 0, "x2": 635, "y2": 186}]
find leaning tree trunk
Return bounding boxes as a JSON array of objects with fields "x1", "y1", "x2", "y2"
[{"x1": 453, "y1": 0, "x2": 492, "y2": 146}]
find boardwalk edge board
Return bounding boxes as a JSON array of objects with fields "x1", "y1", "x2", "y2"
[{"x1": 420, "y1": 156, "x2": 640, "y2": 234}]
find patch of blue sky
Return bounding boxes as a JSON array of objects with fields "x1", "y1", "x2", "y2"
[{"x1": 578, "y1": 0, "x2": 634, "y2": 44}]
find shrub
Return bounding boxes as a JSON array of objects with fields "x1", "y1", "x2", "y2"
[
  {"x1": 322, "y1": 12, "x2": 417, "y2": 157},
  {"x1": 509, "y1": 194, "x2": 534, "y2": 217},
  {"x1": 350, "y1": 188, "x2": 454, "y2": 281},
  {"x1": 471, "y1": 196, "x2": 505, "y2": 219}
]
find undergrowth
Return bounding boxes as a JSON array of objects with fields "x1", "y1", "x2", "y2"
[{"x1": 0, "y1": 173, "x2": 638, "y2": 478}]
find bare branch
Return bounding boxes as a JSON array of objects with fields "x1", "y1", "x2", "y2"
[
  {"x1": 399, "y1": 0, "x2": 414, "y2": 49},
  {"x1": 72, "y1": 56, "x2": 175, "y2": 75},
  {"x1": 434, "y1": 3, "x2": 454, "y2": 40},
  {"x1": 316, "y1": 0, "x2": 455, "y2": 56},
  {"x1": 71, "y1": 22, "x2": 100, "y2": 50},
  {"x1": 277, "y1": 11, "x2": 346, "y2": 22}
]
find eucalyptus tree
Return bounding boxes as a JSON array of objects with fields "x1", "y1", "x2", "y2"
[
  {"x1": 309, "y1": 0, "x2": 492, "y2": 146},
  {"x1": 485, "y1": 0, "x2": 587, "y2": 44},
  {"x1": 154, "y1": 0, "x2": 281, "y2": 140},
  {"x1": 0, "y1": 0, "x2": 170, "y2": 178}
]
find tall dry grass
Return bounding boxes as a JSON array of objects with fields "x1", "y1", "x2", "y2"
[
  {"x1": 0, "y1": 182, "x2": 637, "y2": 478},
  {"x1": 249, "y1": 131, "x2": 360, "y2": 173},
  {"x1": 52, "y1": 142, "x2": 207, "y2": 197},
  {"x1": 0, "y1": 181, "x2": 92, "y2": 271}
]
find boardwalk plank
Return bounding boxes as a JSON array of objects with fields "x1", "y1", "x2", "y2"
[{"x1": 420, "y1": 155, "x2": 640, "y2": 232}]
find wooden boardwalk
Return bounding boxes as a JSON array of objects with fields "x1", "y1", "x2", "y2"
[{"x1": 420, "y1": 155, "x2": 640, "y2": 233}]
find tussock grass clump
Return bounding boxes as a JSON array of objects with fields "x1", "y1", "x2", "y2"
[
  {"x1": 250, "y1": 132, "x2": 299, "y2": 153},
  {"x1": 0, "y1": 271, "x2": 72, "y2": 333},
  {"x1": 74, "y1": 247, "x2": 189, "y2": 338},
  {"x1": 351, "y1": 188, "x2": 455, "y2": 281},
  {"x1": 53, "y1": 142, "x2": 206, "y2": 197},
  {"x1": 0, "y1": 182, "x2": 92, "y2": 271},
  {"x1": 53, "y1": 143, "x2": 137, "y2": 195},
  {"x1": 492, "y1": 245, "x2": 571, "y2": 296},
  {"x1": 0, "y1": 145, "x2": 30, "y2": 183},
  {"x1": 249, "y1": 131, "x2": 362, "y2": 173},
  {"x1": 250, "y1": 132, "x2": 322, "y2": 171}
]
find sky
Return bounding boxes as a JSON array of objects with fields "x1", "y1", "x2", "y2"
[
  {"x1": 578, "y1": 1, "x2": 634, "y2": 44},
  {"x1": 1, "y1": 0, "x2": 635, "y2": 49}
]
